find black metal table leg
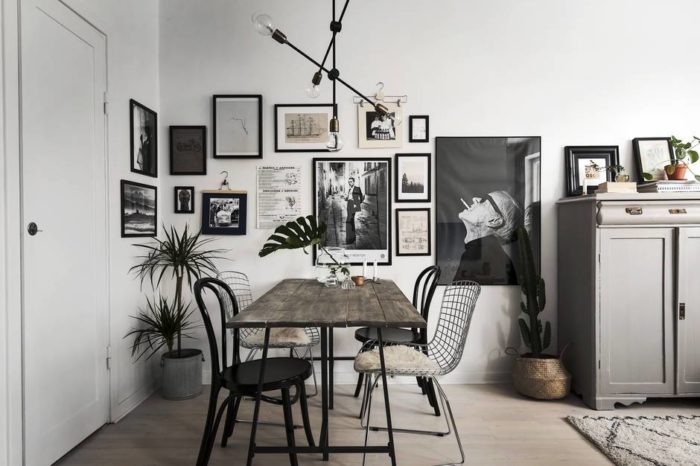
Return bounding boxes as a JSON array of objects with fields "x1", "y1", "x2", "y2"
[
  {"x1": 320, "y1": 327, "x2": 329, "y2": 461},
  {"x1": 329, "y1": 328, "x2": 334, "y2": 410},
  {"x1": 376, "y1": 328, "x2": 397, "y2": 466},
  {"x1": 246, "y1": 328, "x2": 270, "y2": 466}
]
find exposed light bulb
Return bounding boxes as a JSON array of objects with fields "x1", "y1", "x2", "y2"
[
  {"x1": 306, "y1": 84, "x2": 321, "y2": 98},
  {"x1": 389, "y1": 112, "x2": 403, "y2": 127},
  {"x1": 326, "y1": 116, "x2": 344, "y2": 151},
  {"x1": 251, "y1": 13, "x2": 275, "y2": 36}
]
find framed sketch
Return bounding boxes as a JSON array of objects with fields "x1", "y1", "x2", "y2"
[
  {"x1": 120, "y1": 180, "x2": 157, "y2": 237},
  {"x1": 170, "y1": 126, "x2": 206, "y2": 175},
  {"x1": 174, "y1": 186, "x2": 195, "y2": 214},
  {"x1": 395, "y1": 153, "x2": 431, "y2": 202},
  {"x1": 130, "y1": 99, "x2": 158, "y2": 177},
  {"x1": 565, "y1": 146, "x2": 619, "y2": 196},
  {"x1": 409, "y1": 115, "x2": 429, "y2": 143},
  {"x1": 357, "y1": 103, "x2": 403, "y2": 149},
  {"x1": 274, "y1": 104, "x2": 335, "y2": 152},
  {"x1": 633, "y1": 137, "x2": 673, "y2": 182},
  {"x1": 436, "y1": 137, "x2": 541, "y2": 286},
  {"x1": 213, "y1": 95, "x2": 262, "y2": 158},
  {"x1": 313, "y1": 157, "x2": 392, "y2": 265},
  {"x1": 396, "y1": 208, "x2": 431, "y2": 256},
  {"x1": 201, "y1": 191, "x2": 247, "y2": 235}
]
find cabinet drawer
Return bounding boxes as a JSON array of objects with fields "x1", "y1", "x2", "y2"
[{"x1": 597, "y1": 201, "x2": 700, "y2": 225}]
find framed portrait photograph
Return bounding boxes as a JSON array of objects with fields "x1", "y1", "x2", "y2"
[
  {"x1": 201, "y1": 191, "x2": 247, "y2": 235},
  {"x1": 396, "y1": 208, "x2": 431, "y2": 256},
  {"x1": 130, "y1": 99, "x2": 158, "y2": 177},
  {"x1": 213, "y1": 95, "x2": 262, "y2": 158},
  {"x1": 357, "y1": 103, "x2": 403, "y2": 149},
  {"x1": 565, "y1": 146, "x2": 619, "y2": 196},
  {"x1": 174, "y1": 186, "x2": 195, "y2": 214},
  {"x1": 395, "y1": 153, "x2": 431, "y2": 202},
  {"x1": 170, "y1": 126, "x2": 206, "y2": 175},
  {"x1": 436, "y1": 137, "x2": 541, "y2": 286},
  {"x1": 408, "y1": 115, "x2": 429, "y2": 143},
  {"x1": 274, "y1": 104, "x2": 336, "y2": 152},
  {"x1": 313, "y1": 157, "x2": 392, "y2": 265},
  {"x1": 633, "y1": 137, "x2": 673, "y2": 182},
  {"x1": 120, "y1": 180, "x2": 157, "y2": 237}
]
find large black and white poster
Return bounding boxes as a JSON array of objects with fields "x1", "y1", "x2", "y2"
[
  {"x1": 436, "y1": 137, "x2": 541, "y2": 285},
  {"x1": 313, "y1": 158, "x2": 391, "y2": 265}
]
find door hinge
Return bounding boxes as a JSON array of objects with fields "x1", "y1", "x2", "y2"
[
  {"x1": 103, "y1": 92, "x2": 109, "y2": 115},
  {"x1": 598, "y1": 360, "x2": 601, "y2": 369},
  {"x1": 679, "y1": 303, "x2": 686, "y2": 321},
  {"x1": 106, "y1": 345, "x2": 112, "y2": 370}
]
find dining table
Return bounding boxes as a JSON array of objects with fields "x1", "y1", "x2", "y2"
[{"x1": 226, "y1": 278, "x2": 426, "y2": 466}]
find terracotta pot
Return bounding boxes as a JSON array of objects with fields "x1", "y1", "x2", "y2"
[
  {"x1": 665, "y1": 163, "x2": 688, "y2": 180},
  {"x1": 512, "y1": 353, "x2": 571, "y2": 400}
]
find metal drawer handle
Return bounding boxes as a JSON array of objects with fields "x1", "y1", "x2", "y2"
[
  {"x1": 669, "y1": 208, "x2": 687, "y2": 214},
  {"x1": 625, "y1": 207, "x2": 643, "y2": 215}
]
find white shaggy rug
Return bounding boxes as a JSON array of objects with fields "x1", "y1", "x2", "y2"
[{"x1": 567, "y1": 415, "x2": 700, "y2": 466}]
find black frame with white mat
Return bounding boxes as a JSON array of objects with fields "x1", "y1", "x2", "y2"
[
  {"x1": 174, "y1": 186, "x2": 195, "y2": 214},
  {"x1": 395, "y1": 208, "x2": 431, "y2": 256},
  {"x1": 408, "y1": 115, "x2": 429, "y2": 143},
  {"x1": 274, "y1": 103, "x2": 336, "y2": 152},
  {"x1": 394, "y1": 153, "x2": 431, "y2": 203},
  {"x1": 633, "y1": 137, "x2": 674, "y2": 182},
  {"x1": 213, "y1": 95, "x2": 262, "y2": 158},
  {"x1": 170, "y1": 125, "x2": 207, "y2": 175},
  {"x1": 565, "y1": 146, "x2": 619, "y2": 196}
]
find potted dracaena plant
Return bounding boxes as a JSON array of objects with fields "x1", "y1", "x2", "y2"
[{"x1": 127, "y1": 224, "x2": 226, "y2": 400}]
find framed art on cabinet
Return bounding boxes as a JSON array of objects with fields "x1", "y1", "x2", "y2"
[
  {"x1": 395, "y1": 153, "x2": 431, "y2": 202},
  {"x1": 120, "y1": 180, "x2": 157, "y2": 237},
  {"x1": 170, "y1": 126, "x2": 206, "y2": 175},
  {"x1": 565, "y1": 146, "x2": 619, "y2": 196},
  {"x1": 357, "y1": 102, "x2": 403, "y2": 149},
  {"x1": 274, "y1": 104, "x2": 336, "y2": 152},
  {"x1": 130, "y1": 99, "x2": 158, "y2": 177},
  {"x1": 633, "y1": 137, "x2": 673, "y2": 182},
  {"x1": 408, "y1": 115, "x2": 429, "y2": 143},
  {"x1": 396, "y1": 208, "x2": 431, "y2": 256},
  {"x1": 174, "y1": 186, "x2": 195, "y2": 214},
  {"x1": 201, "y1": 191, "x2": 247, "y2": 235},
  {"x1": 213, "y1": 95, "x2": 262, "y2": 158}
]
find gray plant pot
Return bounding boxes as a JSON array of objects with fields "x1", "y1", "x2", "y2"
[{"x1": 161, "y1": 348, "x2": 203, "y2": 400}]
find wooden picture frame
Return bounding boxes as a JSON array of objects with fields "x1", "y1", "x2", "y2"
[
  {"x1": 170, "y1": 126, "x2": 206, "y2": 175},
  {"x1": 130, "y1": 99, "x2": 158, "y2": 178},
  {"x1": 274, "y1": 103, "x2": 336, "y2": 152},
  {"x1": 565, "y1": 146, "x2": 620, "y2": 196},
  {"x1": 213, "y1": 95, "x2": 262, "y2": 158},
  {"x1": 395, "y1": 153, "x2": 431, "y2": 202},
  {"x1": 633, "y1": 137, "x2": 673, "y2": 182},
  {"x1": 408, "y1": 115, "x2": 429, "y2": 143},
  {"x1": 396, "y1": 208, "x2": 431, "y2": 256},
  {"x1": 174, "y1": 186, "x2": 195, "y2": 214},
  {"x1": 201, "y1": 191, "x2": 247, "y2": 235},
  {"x1": 120, "y1": 180, "x2": 157, "y2": 237}
]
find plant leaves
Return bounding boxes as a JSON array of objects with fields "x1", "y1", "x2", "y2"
[
  {"x1": 688, "y1": 150, "x2": 699, "y2": 164},
  {"x1": 518, "y1": 318, "x2": 531, "y2": 348},
  {"x1": 543, "y1": 321, "x2": 551, "y2": 350},
  {"x1": 642, "y1": 172, "x2": 654, "y2": 181},
  {"x1": 259, "y1": 215, "x2": 327, "y2": 257}
]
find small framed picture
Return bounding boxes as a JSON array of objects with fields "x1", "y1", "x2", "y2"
[
  {"x1": 565, "y1": 146, "x2": 619, "y2": 196},
  {"x1": 120, "y1": 180, "x2": 157, "y2": 237},
  {"x1": 408, "y1": 115, "x2": 429, "y2": 143},
  {"x1": 213, "y1": 95, "x2": 262, "y2": 158},
  {"x1": 358, "y1": 102, "x2": 403, "y2": 149},
  {"x1": 201, "y1": 191, "x2": 247, "y2": 235},
  {"x1": 130, "y1": 99, "x2": 158, "y2": 177},
  {"x1": 274, "y1": 104, "x2": 336, "y2": 152},
  {"x1": 174, "y1": 186, "x2": 195, "y2": 214},
  {"x1": 633, "y1": 137, "x2": 673, "y2": 182},
  {"x1": 170, "y1": 126, "x2": 206, "y2": 175},
  {"x1": 396, "y1": 208, "x2": 431, "y2": 256},
  {"x1": 395, "y1": 153, "x2": 431, "y2": 202}
]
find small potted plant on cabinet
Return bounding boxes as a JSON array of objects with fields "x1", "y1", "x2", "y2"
[{"x1": 642, "y1": 135, "x2": 700, "y2": 181}]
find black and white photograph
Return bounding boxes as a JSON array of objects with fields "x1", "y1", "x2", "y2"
[
  {"x1": 313, "y1": 157, "x2": 391, "y2": 265},
  {"x1": 395, "y1": 153, "x2": 431, "y2": 202},
  {"x1": 274, "y1": 104, "x2": 335, "y2": 152},
  {"x1": 565, "y1": 146, "x2": 619, "y2": 196},
  {"x1": 213, "y1": 95, "x2": 262, "y2": 158},
  {"x1": 170, "y1": 126, "x2": 206, "y2": 175},
  {"x1": 174, "y1": 186, "x2": 194, "y2": 214},
  {"x1": 409, "y1": 115, "x2": 429, "y2": 143},
  {"x1": 357, "y1": 103, "x2": 403, "y2": 149},
  {"x1": 201, "y1": 191, "x2": 247, "y2": 235},
  {"x1": 130, "y1": 99, "x2": 158, "y2": 177},
  {"x1": 120, "y1": 180, "x2": 157, "y2": 237},
  {"x1": 633, "y1": 137, "x2": 673, "y2": 182},
  {"x1": 436, "y1": 137, "x2": 541, "y2": 285},
  {"x1": 396, "y1": 208, "x2": 431, "y2": 256}
]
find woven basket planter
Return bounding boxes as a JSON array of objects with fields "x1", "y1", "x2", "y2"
[{"x1": 512, "y1": 354, "x2": 571, "y2": 400}]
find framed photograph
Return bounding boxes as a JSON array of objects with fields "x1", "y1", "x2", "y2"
[
  {"x1": 174, "y1": 186, "x2": 195, "y2": 214},
  {"x1": 565, "y1": 146, "x2": 619, "y2": 196},
  {"x1": 357, "y1": 103, "x2": 403, "y2": 149},
  {"x1": 436, "y1": 137, "x2": 541, "y2": 286},
  {"x1": 201, "y1": 191, "x2": 247, "y2": 235},
  {"x1": 120, "y1": 180, "x2": 157, "y2": 237},
  {"x1": 213, "y1": 95, "x2": 262, "y2": 158},
  {"x1": 274, "y1": 104, "x2": 336, "y2": 152},
  {"x1": 395, "y1": 153, "x2": 431, "y2": 202},
  {"x1": 313, "y1": 157, "x2": 392, "y2": 265},
  {"x1": 396, "y1": 208, "x2": 431, "y2": 256},
  {"x1": 130, "y1": 99, "x2": 158, "y2": 177},
  {"x1": 170, "y1": 126, "x2": 206, "y2": 175},
  {"x1": 409, "y1": 115, "x2": 429, "y2": 143},
  {"x1": 633, "y1": 137, "x2": 673, "y2": 182}
]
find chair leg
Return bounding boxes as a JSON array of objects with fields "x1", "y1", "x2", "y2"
[
  {"x1": 354, "y1": 372, "x2": 365, "y2": 398},
  {"x1": 358, "y1": 372, "x2": 372, "y2": 420},
  {"x1": 426, "y1": 379, "x2": 441, "y2": 416},
  {"x1": 197, "y1": 383, "x2": 221, "y2": 466},
  {"x1": 433, "y1": 379, "x2": 465, "y2": 465},
  {"x1": 221, "y1": 396, "x2": 242, "y2": 447},
  {"x1": 417, "y1": 376, "x2": 427, "y2": 395},
  {"x1": 281, "y1": 388, "x2": 299, "y2": 466},
  {"x1": 361, "y1": 375, "x2": 379, "y2": 466},
  {"x1": 293, "y1": 347, "x2": 318, "y2": 397},
  {"x1": 201, "y1": 395, "x2": 233, "y2": 466},
  {"x1": 297, "y1": 383, "x2": 315, "y2": 447}
]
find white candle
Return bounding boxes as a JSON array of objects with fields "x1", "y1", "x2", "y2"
[
  {"x1": 373, "y1": 261, "x2": 378, "y2": 281},
  {"x1": 362, "y1": 261, "x2": 367, "y2": 278}
]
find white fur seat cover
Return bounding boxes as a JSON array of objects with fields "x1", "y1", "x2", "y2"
[
  {"x1": 245, "y1": 327, "x2": 312, "y2": 347},
  {"x1": 354, "y1": 345, "x2": 440, "y2": 375}
]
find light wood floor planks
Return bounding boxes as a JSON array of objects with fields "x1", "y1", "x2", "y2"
[{"x1": 56, "y1": 384, "x2": 699, "y2": 465}]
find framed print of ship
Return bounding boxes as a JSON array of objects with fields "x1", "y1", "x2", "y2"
[{"x1": 274, "y1": 104, "x2": 336, "y2": 152}]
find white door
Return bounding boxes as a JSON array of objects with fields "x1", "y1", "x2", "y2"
[
  {"x1": 20, "y1": 1, "x2": 109, "y2": 465},
  {"x1": 677, "y1": 227, "x2": 700, "y2": 394}
]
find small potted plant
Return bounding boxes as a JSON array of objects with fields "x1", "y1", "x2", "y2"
[{"x1": 642, "y1": 135, "x2": 700, "y2": 181}]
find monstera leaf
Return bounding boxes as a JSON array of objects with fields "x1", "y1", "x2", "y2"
[{"x1": 259, "y1": 215, "x2": 327, "y2": 257}]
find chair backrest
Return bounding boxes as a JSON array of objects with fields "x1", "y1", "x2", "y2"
[
  {"x1": 412, "y1": 265, "x2": 441, "y2": 320},
  {"x1": 193, "y1": 277, "x2": 241, "y2": 379},
  {"x1": 217, "y1": 271, "x2": 254, "y2": 313},
  {"x1": 428, "y1": 280, "x2": 481, "y2": 375}
]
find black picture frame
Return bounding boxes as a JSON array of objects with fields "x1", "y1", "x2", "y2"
[
  {"x1": 174, "y1": 186, "x2": 195, "y2": 214},
  {"x1": 120, "y1": 180, "x2": 157, "y2": 238},
  {"x1": 408, "y1": 115, "x2": 429, "y2": 143},
  {"x1": 396, "y1": 208, "x2": 431, "y2": 256},
  {"x1": 633, "y1": 137, "x2": 674, "y2": 183},
  {"x1": 201, "y1": 191, "x2": 247, "y2": 235},
  {"x1": 170, "y1": 126, "x2": 207, "y2": 175},
  {"x1": 213, "y1": 95, "x2": 263, "y2": 158},
  {"x1": 394, "y1": 153, "x2": 431, "y2": 203},
  {"x1": 274, "y1": 103, "x2": 337, "y2": 152},
  {"x1": 565, "y1": 146, "x2": 620, "y2": 196},
  {"x1": 130, "y1": 99, "x2": 158, "y2": 178}
]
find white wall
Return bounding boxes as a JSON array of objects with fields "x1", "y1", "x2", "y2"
[{"x1": 159, "y1": 0, "x2": 700, "y2": 384}]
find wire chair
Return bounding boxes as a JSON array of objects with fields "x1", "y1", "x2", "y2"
[{"x1": 355, "y1": 280, "x2": 481, "y2": 466}]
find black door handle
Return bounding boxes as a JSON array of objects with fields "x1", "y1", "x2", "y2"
[{"x1": 27, "y1": 222, "x2": 43, "y2": 236}]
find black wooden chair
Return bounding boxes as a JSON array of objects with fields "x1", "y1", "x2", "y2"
[{"x1": 194, "y1": 277, "x2": 315, "y2": 466}]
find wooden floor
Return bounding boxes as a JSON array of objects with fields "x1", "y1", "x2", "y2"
[{"x1": 56, "y1": 383, "x2": 699, "y2": 465}]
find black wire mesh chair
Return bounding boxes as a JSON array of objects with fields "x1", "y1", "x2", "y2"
[{"x1": 354, "y1": 280, "x2": 481, "y2": 466}]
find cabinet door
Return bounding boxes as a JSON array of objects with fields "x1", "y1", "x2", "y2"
[
  {"x1": 677, "y1": 228, "x2": 700, "y2": 394},
  {"x1": 599, "y1": 228, "x2": 674, "y2": 395}
]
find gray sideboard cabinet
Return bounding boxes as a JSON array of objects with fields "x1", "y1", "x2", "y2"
[{"x1": 557, "y1": 193, "x2": 700, "y2": 410}]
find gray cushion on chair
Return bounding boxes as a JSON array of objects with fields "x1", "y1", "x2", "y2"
[
  {"x1": 354, "y1": 345, "x2": 439, "y2": 375},
  {"x1": 245, "y1": 327, "x2": 312, "y2": 347}
]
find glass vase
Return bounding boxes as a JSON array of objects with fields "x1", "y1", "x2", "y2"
[{"x1": 315, "y1": 247, "x2": 350, "y2": 288}]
